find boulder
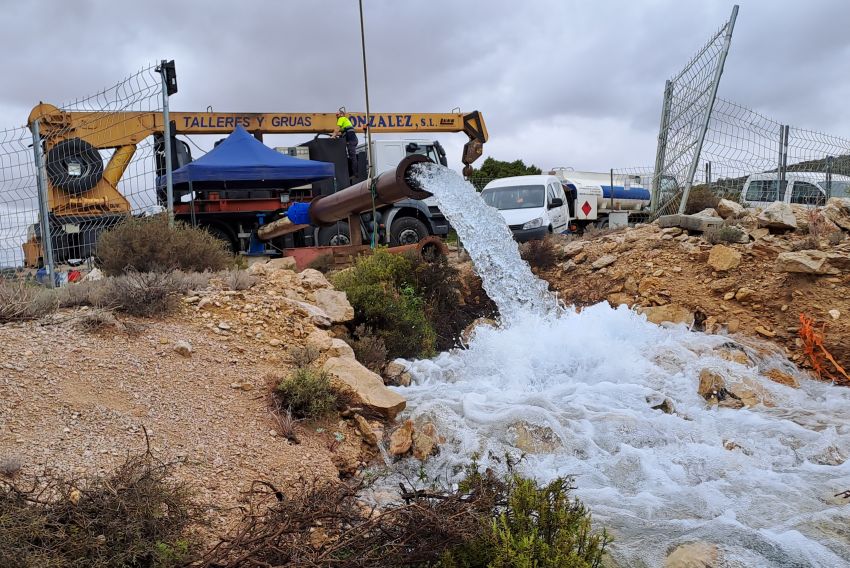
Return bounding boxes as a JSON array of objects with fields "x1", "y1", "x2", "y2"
[
  {"x1": 591, "y1": 254, "x2": 617, "y2": 270},
  {"x1": 709, "y1": 277, "x2": 737, "y2": 293},
  {"x1": 707, "y1": 245, "x2": 741, "y2": 272},
  {"x1": 266, "y1": 256, "x2": 297, "y2": 271},
  {"x1": 322, "y1": 357, "x2": 406, "y2": 420},
  {"x1": 562, "y1": 240, "x2": 586, "y2": 258},
  {"x1": 297, "y1": 268, "x2": 332, "y2": 289},
  {"x1": 328, "y1": 339, "x2": 355, "y2": 359},
  {"x1": 412, "y1": 422, "x2": 438, "y2": 461},
  {"x1": 775, "y1": 250, "x2": 840, "y2": 275},
  {"x1": 607, "y1": 292, "x2": 633, "y2": 307},
  {"x1": 664, "y1": 542, "x2": 720, "y2": 568},
  {"x1": 822, "y1": 197, "x2": 850, "y2": 231},
  {"x1": 638, "y1": 304, "x2": 694, "y2": 326},
  {"x1": 695, "y1": 208, "x2": 719, "y2": 217},
  {"x1": 82, "y1": 268, "x2": 103, "y2": 282},
  {"x1": 698, "y1": 369, "x2": 726, "y2": 399},
  {"x1": 306, "y1": 329, "x2": 334, "y2": 353},
  {"x1": 716, "y1": 199, "x2": 744, "y2": 219},
  {"x1": 389, "y1": 419, "x2": 414, "y2": 456},
  {"x1": 313, "y1": 289, "x2": 354, "y2": 323},
  {"x1": 757, "y1": 202, "x2": 797, "y2": 230},
  {"x1": 283, "y1": 298, "x2": 333, "y2": 327}
]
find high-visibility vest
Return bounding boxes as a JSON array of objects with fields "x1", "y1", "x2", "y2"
[{"x1": 337, "y1": 116, "x2": 354, "y2": 131}]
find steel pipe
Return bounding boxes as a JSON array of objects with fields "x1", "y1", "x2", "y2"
[{"x1": 308, "y1": 154, "x2": 432, "y2": 226}]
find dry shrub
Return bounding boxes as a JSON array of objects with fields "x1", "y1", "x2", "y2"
[
  {"x1": 96, "y1": 215, "x2": 231, "y2": 275},
  {"x1": 519, "y1": 235, "x2": 559, "y2": 270},
  {"x1": 99, "y1": 271, "x2": 183, "y2": 317},
  {"x1": 56, "y1": 280, "x2": 103, "y2": 308},
  {"x1": 0, "y1": 450, "x2": 197, "y2": 568},
  {"x1": 0, "y1": 280, "x2": 56, "y2": 323},
  {"x1": 287, "y1": 344, "x2": 323, "y2": 368},
  {"x1": 683, "y1": 185, "x2": 720, "y2": 215},
  {"x1": 270, "y1": 368, "x2": 340, "y2": 420},
  {"x1": 827, "y1": 231, "x2": 844, "y2": 246},
  {"x1": 72, "y1": 309, "x2": 124, "y2": 333},
  {"x1": 804, "y1": 209, "x2": 831, "y2": 239},
  {"x1": 221, "y1": 269, "x2": 255, "y2": 291},
  {"x1": 346, "y1": 324, "x2": 388, "y2": 372},
  {"x1": 704, "y1": 225, "x2": 747, "y2": 245},
  {"x1": 0, "y1": 457, "x2": 22, "y2": 478},
  {"x1": 200, "y1": 463, "x2": 608, "y2": 568},
  {"x1": 170, "y1": 270, "x2": 213, "y2": 294}
]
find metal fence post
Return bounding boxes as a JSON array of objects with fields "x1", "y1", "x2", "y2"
[
  {"x1": 826, "y1": 155, "x2": 834, "y2": 199},
  {"x1": 158, "y1": 62, "x2": 175, "y2": 228},
  {"x1": 30, "y1": 119, "x2": 56, "y2": 288},
  {"x1": 677, "y1": 4, "x2": 739, "y2": 214},
  {"x1": 651, "y1": 80, "x2": 673, "y2": 214}
]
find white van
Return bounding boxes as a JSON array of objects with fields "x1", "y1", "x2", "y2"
[
  {"x1": 480, "y1": 175, "x2": 569, "y2": 241},
  {"x1": 740, "y1": 172, "x2": 850, "y2": 208}
]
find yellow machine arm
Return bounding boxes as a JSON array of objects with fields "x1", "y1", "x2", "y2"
[{"x1": 27, "y1": 103, "x2": 488, "y2": 216}]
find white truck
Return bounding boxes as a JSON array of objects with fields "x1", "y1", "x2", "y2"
[{"x1": 548, "y1": 168, "x2": 652, "y2": 230}]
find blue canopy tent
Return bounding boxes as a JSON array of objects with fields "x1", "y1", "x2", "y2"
[{"x1": 157, "y1": 125, "x2": 334, "y2": 191}]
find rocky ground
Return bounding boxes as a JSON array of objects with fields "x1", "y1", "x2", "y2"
[
  {"x1": 539, "y1": 198, "x2": 850, "y2": 378},
  {"x1": 0, "y1": 260, "x2": 406, "y2": 534}
]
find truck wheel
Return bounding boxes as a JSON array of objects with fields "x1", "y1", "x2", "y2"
[
  {"x1": 390, "y1": 217, "x2": 428, "y2": 246},
  {"x1": 318, "y1": 222, "x2": 351, "y2": 246},
  {"x1": 45, "y1": 138, "x2": 104, "y2": 195},
  {"x1": 204, "y1": 225, "x2": 238, "y2": 253}
]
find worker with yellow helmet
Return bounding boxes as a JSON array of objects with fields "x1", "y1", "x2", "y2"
[{"x1": 332, "y1": 107, "x2": 358, "y2": 181}]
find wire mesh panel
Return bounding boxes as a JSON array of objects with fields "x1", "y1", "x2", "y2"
[
  {"x1": 651, "y1": 7, "x2": 738, "y2": 217},
  {"x1": 1, "y1": 64, "x2": 166, "y2": 276},
  {"x1": 0, "y1": 127, "x2": 40, "y2": 273}
]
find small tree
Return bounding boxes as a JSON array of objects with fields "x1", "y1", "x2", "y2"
[{"x1": 468, "y1": 157, "x2": 543, "y2": 191}]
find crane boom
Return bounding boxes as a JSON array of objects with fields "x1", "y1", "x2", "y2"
[{"x1": 27, "y1": 103, "x2": 487, "y2": 216}]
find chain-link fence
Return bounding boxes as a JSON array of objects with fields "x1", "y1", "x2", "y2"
[
  {"x1": 649, "y1": 6, "x2": 738, "y2": 217},
  {"x1": 0, "y1": 63, "x2": 167, "y2": 282}
]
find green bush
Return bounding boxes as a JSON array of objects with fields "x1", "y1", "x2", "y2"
[
  {"x1": 704, "y1": 225, "x2": 747, "y2": 245},
  {"x1": 97, "y1": 215, "x2": 231, "y2": 275},
  {"x1": 272, "y1": 368, "x2": 339, "y2": 420},
  {"x1": 333, "y1": 250, "x2": 436, "y2": 359},
  {"x1": 441, "y1": 475, "x2": 609, "y2": 568}
]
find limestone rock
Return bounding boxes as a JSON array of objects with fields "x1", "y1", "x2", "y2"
[
  {"x1": 322, "y1": 357, "x2": 406, "y2": 420},
  {"x1": 246, "y1": 262, "x2": 267, "y2": 276},
  {"x1": 328, "y1": 339, "x2": 355, "y2": 359},
  {"x1": 389, "y1": 419, "x2": 414, "y2": 456},
  {"x1": 707, "y1": 245, "x2": 741, "y2": 272},
  {"x1": 716, "y1": 199, "x2": 744, "y2": 219},
  {"x1": 695, "y1": 208, "x2": 719, "y2": 217},
  {"x1": 775, "y1": 250, "x2": 839, "y2": 275},
  {"x1": 412, "y1": 422, "x2": 438, "y2": 461},
  {"x1": 822, "y1": 197, "x2": 850, "y2": 231},
  {"x1": 383, "y1": 360, "x2": 409, "y2": 386},
  {"x1": 755, "y1": 326, "x2": 775, "y2": 338},
  {"x1": 708, "y1": 277, "x2": 737, "y2": 293},
  {"x1": 460, "y1": 317, "x2": 498, "y2": 344},
  {"x1": 283, "y1": 298, "x2": 333, "y2": 327},
  {"x1": 638, "y1": 304, "x2": 694, "y2": 326},
  {"x1": 698, "y1": 369, "x2": 726, "y2": 399},
  {"x1": 562, "y1": 240, "x2": 586, "y2": 258},
  {"x1": 306, "y1": 329, "x2": 333, "y2": 353},
  {"x1": 592, "y1": 254, "x2": 617, "y2": 270},
  {"x1": 82, "y1": 267, "x2": 103, "y2": 282},
  {"x1": 757, "y1": 202, "x2": 797, "y2": 230},
  {"x1": 716, "y1": 347, "x2": 752, "y2": 366},
  {"x1": 734, "y1": 287, "x2": 755, "y2": 302},
  {"x1": 664, "y1": 541, "x2": 720, "y2": 568},
  {"x1": 297, "y1": 269, "x2": 332, "y2": 289},
  {"x1": 173, "y1": 340, "x2": 192, "y2": 357},
  {"x1": 764, "y1": 368, "x2": 800, "y2": 388},
  {"x1": 266, "y1": 256, "x2": 297, "y2": 271},
  {"x1": 353, "y1": 414, "x2": 377, "y2": 446},
  {"x1": 607, "y1": 292, "x2": 633, "y2": 307},
  {"x1": 313, "y1": 289, "x2": 354, "y2": 323}
]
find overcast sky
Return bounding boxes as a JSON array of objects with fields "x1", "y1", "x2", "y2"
[{"x1": 2, "y1": 0, "x2": 850, "y2": 173}]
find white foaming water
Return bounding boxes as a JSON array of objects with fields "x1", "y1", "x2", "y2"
[
  {"x1": 412, "y1": 164, "x2": 560, "y2": 323},
  {"x1": 403, "y1": 164, "x2": 850, "y2": 567}
]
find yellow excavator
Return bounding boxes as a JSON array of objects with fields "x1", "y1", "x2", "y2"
[{"x1": 23, "y1": 103, "x2": 488, "y2": 265}]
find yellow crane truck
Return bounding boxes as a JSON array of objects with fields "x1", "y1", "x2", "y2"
[{"x1": 23, "y1": 103, "x2": 487, "y2": 265}]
